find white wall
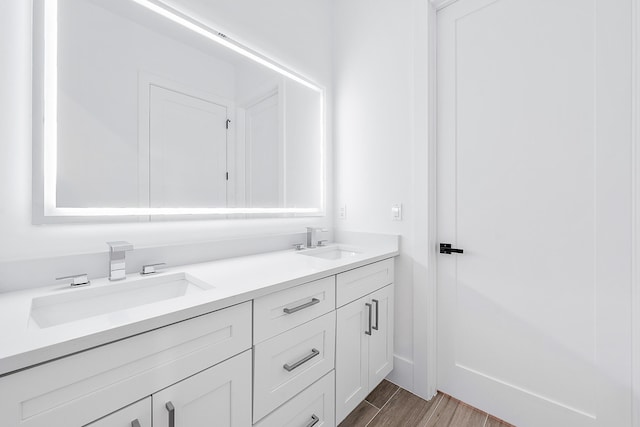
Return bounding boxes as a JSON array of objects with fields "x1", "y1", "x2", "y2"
[
  {"x1": 0, "y1": 0, "x2": 332, "y2": 263},
  {"x1": 333, "y1": 0, "x2": 430, "y2": 393}
]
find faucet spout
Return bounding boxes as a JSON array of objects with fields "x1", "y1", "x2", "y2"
[{"x1": 107, "y1": 241, "x2": 133, "y2": 281}]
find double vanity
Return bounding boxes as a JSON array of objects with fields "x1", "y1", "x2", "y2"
[{"x1": 0, "y1": 237, "x2": 397, "y2": 427}]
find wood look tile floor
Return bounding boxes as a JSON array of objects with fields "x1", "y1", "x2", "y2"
[{"x1": 339, "y1": 380, "x2": 516, "y2": 427}]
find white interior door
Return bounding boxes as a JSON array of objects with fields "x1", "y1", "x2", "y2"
[
  {"x1": 436, "y1": 0, "x2": 632, "y2": 426},
  {"x1": 149, "y1": 85, "x2": 228, "y2": 208}
]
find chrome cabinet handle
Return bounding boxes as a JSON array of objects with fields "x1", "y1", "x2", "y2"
[
  {"x1": 372, "y1": 299, "x2": 379, "y2": 331},
  {"x1": 131, "y1": 420, "x2": 141, "y2": 427},
  {"x1": 165, "y1": 401, "x2": 175, "y2": 427},
  {"x1": 283, "y1": 298, "x2": 320, "y2": 314},
  {"x1": 306, "y1": 414, "x2": 320, "y2": 427},
  {"x1": 365, "y1": 303, "x2": 372, "y2": 335},
  {"x1": 283, "y1": 348, "x2": 320, "y2": 371}
]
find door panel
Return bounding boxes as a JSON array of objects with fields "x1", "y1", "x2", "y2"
[
  {"x1": 437, "y1": 0, "x2": 632, "y2": 426},
  {"x1": 335, "y1": 297, "x2": 369, "y2": 424},
  {"x1": 245, "y1": 93, "x2": 283, "y2": 207},
  {"x1": 149, "y1": 85, "x2": 228, "y2": 208},
  {"x1": 152, "y1": 350, "x2": 252, "y2": 427},
  {"x1": 368, "y1": 285, "x2": 394, "y2": 388}
]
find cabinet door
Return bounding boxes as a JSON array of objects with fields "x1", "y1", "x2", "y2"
[
  {"x1": 335, "y1": 296, "x2": 369, "y2": 424},
  {"x1": 152, "y1": 350, "x2": 252, "y2": 427},
  {"x1": 368, "y1": 285, "x2": 394, "y2": 389},
  {"x1": 84, "y1": 398, "x2": 151, "y2": 427}
]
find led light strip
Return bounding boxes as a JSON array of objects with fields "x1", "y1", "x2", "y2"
[{"x1": 130, "y1": 0, "x2": 321, "y2": 92}]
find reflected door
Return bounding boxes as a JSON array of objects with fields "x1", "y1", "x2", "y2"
[
  {"x1": 437, "y1": 0, "x2": 632, "y2": 426},
  {"x1": 149, "y1": 85, "x2": 228, "y2": 208}
]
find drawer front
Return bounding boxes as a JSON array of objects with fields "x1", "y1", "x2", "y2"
[
  {"x1": 85, "y1": 397, "x2": 151, "y2": 427},
  {"x1": 254, "y1": 311, "x2": 336, "y2": 422},
  {"x1": 254, "y1": 371, "x2": 335, "y2": 427},
  {"x1": 254, "y1": 276, "x2": 335, "y2": 343},
  {"x1": 0, "y1": 302, "x2": 252, "y2": 427},
  {"x1": 336, "y1": 259, "x2": 394, "y2": 307}
]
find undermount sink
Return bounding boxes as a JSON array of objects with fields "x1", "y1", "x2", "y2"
[
  {"x1": 299, "y1": 245, "x2": 361, "y2": 260},
  {"x1": 29, "y1": 272, "x2": 213, "y2": 328}
]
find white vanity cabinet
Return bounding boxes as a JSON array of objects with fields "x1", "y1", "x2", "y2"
[
  {"x1": 335, "y1": 260, "x2": 395, "y2": 424},
  {"x1": 0, "y1": 255, "x2": 396, "y2": 427}
]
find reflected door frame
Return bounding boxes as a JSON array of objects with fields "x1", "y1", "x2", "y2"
[{"x1": 137, "y1": 71, "x2": 236, "y2": 210}]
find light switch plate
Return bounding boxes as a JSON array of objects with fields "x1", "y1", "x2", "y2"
[
  {"x1": 391, "y1": 203, "x2": 402, "y2": 221},
  {"x1": 338, "y1": 205, "x2": 347, "y2": 220}
]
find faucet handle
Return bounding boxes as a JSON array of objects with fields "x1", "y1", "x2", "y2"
[
  {"x1": 317, "y1": 240, "x2": 329, "y2": 247},
  {"x1": 56, "y1": 273, "x2": 90, "y2": 287},
  {"x1": 292, "y1": 243, "x2": 306, "y2": 251},
  {"x1": 141, "y1": 263, "x2": 166, "y2": 275}
]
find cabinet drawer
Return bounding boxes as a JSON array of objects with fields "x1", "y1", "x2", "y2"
[
  {"x1": 254, "y1": 276, "x2": 335, "y2": 343},
  {"x1": 336, "y1": 259, "x2": 394, "y2": 307},
  {"x1": 254, "y1": 371, "x2": 335, "y2": 427},
  {"x1": 254, "y1": 312, "x2": 336, "y2": 422},
  {"x1": 85, "y1": 397, "x2": 151, "y2": 427},
  {"x1": 0, "y1": 302, "x2": 251, "y2": 427}
]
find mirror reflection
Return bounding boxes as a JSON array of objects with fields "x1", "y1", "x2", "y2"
[{"x1": 54, "y1": 0, "x2": 323, "y2": 212}]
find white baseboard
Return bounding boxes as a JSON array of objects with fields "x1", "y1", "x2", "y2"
[{"x1": 386, "y1": 354, "x2": 414, "y2": 392}]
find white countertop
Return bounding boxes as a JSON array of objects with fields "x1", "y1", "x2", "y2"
[{"x1": 0, "y1": 238, "x2": 398, "y2": 376}]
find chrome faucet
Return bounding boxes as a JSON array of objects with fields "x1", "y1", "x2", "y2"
[
  {"x1": 306, "y1": 227, "x2": 328, "y2": 248},
  {"x1": 107, "y1": 241, "x2": 133, "y2": 281}
]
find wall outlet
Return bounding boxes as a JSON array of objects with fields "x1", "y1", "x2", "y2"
[
  {"x1": 391, "y1": 203, "x2": 402, "y2": 221},
  {"x1": 338, "y1": 205, "x2": 347, "y2": 220}
]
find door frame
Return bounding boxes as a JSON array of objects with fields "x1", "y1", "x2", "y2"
[{"x1": 417, "y1": 0, "x2": 640, "y2": 424}]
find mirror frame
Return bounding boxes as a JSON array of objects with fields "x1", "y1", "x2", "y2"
[{"x1": 32, "y1": 0, "x2": 326, "y2": 223}]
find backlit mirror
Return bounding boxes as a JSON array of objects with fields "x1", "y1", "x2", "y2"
[{"x1": 33, "y1": 0, "x2": 325, "y2": 221}]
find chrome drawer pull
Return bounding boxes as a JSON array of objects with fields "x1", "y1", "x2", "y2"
[
  {"x1": 365, "y1": 303, "x2": 372, "y2": 335},
  {"x1": 372, "y1": 299, "x2": 379, "y2": 331},
  {"x1": 131, "y1": 420, "x2": 142, "y2": 427},
  {"x1": 306, "y1": 414, "x2": 320, "y2": 427},
  {"x1": 283, "y1": 348, "x2": 320, "y2": 371},
  {"x1": 165, "y1": 401, "x2": 175, "y2": 427},
  {"x1": 283, "y1": 298, "x2": 320, "y2": 314}
]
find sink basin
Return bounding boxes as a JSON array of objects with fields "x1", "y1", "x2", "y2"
[
  {"x1": 29, "y1": 272, "x2": 213, "y2": 328},
  {"x1": 299, "y1": 245, "x2": 361, "y2": 260}
]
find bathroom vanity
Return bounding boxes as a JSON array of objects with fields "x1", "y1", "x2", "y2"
[{"x1": 0, "y1": 240, "x2": 397, "y2": 427}]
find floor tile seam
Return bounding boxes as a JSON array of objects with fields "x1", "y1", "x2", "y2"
[
  {"x1": 362, "y1": 400, "x2": 382, "y2": 427},
  {"x1": 364, "y1": 386, "x2": 402, "y2": 427},
  {"x1": 373, "y1": 384, "x2": 401, "y2": 410},
  {"x1": 419, "y1": 392, "x2": 445, "y2": 427}
]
